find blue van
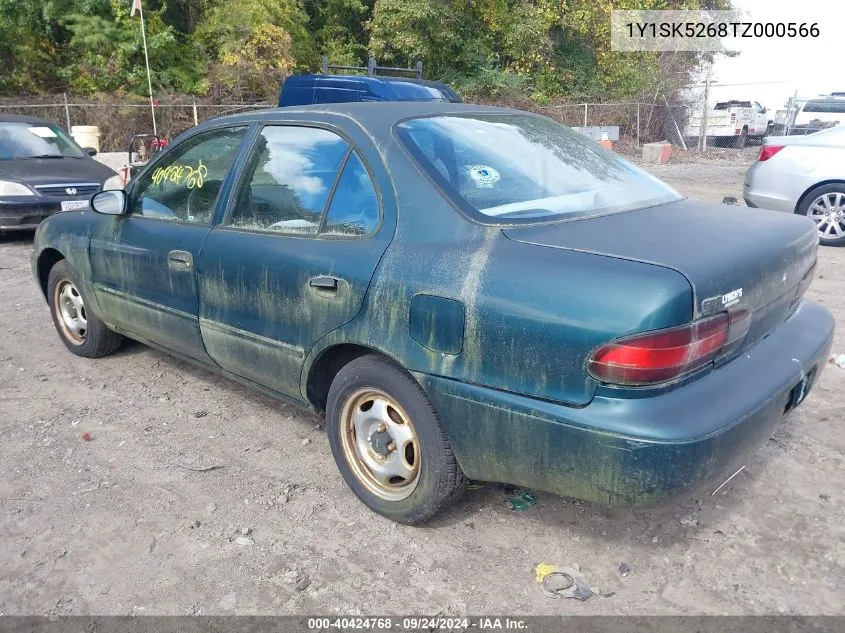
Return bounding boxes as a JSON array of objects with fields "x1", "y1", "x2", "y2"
[{"x1": 278, "y1": 74, "x2": 462, "y2": 107}]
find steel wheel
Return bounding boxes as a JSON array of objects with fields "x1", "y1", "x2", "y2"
[
  {"x1": 339, "y1": 387, "x2": 421, "y2": 502},
  {"x1": 53, "y1": 279, "x2": 87, "y2": 345},
  {"x1": 807, "y1": 191, "x2": 845, "y2": 240}
]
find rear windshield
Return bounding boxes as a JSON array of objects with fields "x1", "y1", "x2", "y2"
[
  {"x1": 714, "y1": 101, "x2": 751, "y2": 109},
  {"x1": 396, "y1": 114, "x2": 679, "y2": 223},
  {"x1": 0, "y1": 122, "x2": 85, "y2": 160},
  {"x1": 802, "y1": 100, "x2": 845, "y2": 113},
  {"x1": 382, "y1": 81, "x2": 461, "y2": 103}
]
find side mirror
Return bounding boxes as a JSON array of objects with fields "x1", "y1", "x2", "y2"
[
  {"x1": 761, "y1": 107, "x2": 767, "y2": 114},
  {"x1": 91, "y1": 190, "x2": 127, "y2": 216},
  {"x1": 83, "y1": 147, "x2": 98, "y2": 157}
]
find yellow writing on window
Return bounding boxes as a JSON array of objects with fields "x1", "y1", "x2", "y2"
[{"x1": 151, "y1": 160, "x2": 208, "y2": 189}]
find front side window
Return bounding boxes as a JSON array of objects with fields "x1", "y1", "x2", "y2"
[
  {"x1": 230, "y1": 126, "x2": 349, "y2": 235},
  {"x1": 397, "y1": 114, "x2": 680, "y2": 223},
  {"x1": 0, "y1": 122, "x2": 85, "y2": 160},
  {"x1": 129, "y1": 126, "x2": 247, "y2": 224}
]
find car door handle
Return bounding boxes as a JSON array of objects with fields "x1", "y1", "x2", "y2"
[
  {"x1": 308, "y1": 276, "x2": 340, "y2": 291},
  {"x1": 168, "y1": 250, "x2": 193, "y2": 271}
]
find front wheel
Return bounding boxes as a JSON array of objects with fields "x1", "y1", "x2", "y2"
[
  {"x1": 326, "y1": 354, "x2": 466, "y2": 524},
  {"x1": 47, "y1": 260, "x2": 123, "y2": 357},
  {"x1": 798, "y1": 184, "x2": 845, "y2": 246}
]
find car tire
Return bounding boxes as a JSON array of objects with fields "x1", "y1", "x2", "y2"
[
  {"x1": 797, "y1": 183, "x2": 845, "y2": 247},
  {"x1": 732, "y1": 127, "x2": 748, "y2": 149},
  {"x1": 326, "y1": 354, "x2": 466, "y2": 524},
  {"x1": 47, "y1": 260, "x2": 123, "y2": 357}
]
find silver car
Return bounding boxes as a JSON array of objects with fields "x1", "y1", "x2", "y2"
[{"x1": 744, "y1": 124, "x2": 845, "y2": 246}]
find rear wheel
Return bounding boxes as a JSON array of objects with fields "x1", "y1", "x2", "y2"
[
  {"x1": 326, "y1": 354, "x2": 465, "y2": 524},
  {"x1": 798, "y1": 184, "x2": 845, "y2": 247},
  {"x1": 47, "y1": 260, "x2": 123, "y2": 357},
  {"x1": 732, "y1": 127, "x2": 748, "y2": 149}
]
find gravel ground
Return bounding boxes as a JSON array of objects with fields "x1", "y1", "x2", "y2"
[{"x1": 1, "y1": 154, "x2": 843, "y2": 616}]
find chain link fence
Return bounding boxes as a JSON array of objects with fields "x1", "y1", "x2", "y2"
[
  {"x1": 770, "y1": 94, "x2": 845, "y2": 136},
  {"x1": 537, "y1": 102, "x2": 688, "y2": 148},
  {"x1": 0, "y1": 95, "x2": 272, "y2": 152},
  {"x1": 670, "y1": 84, "x2": 845, "y2": 151},
  {"x1": 0, "y1": 94, "x2": 699, "y2": 153}
]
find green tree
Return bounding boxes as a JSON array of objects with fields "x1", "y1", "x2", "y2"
[
  {"x1": 305, "y1": 0, "x2": 374, "y2": 66},
  {"x1": 0, "y1": 0, "x2": 733, "y2": 108},
  {"x1": 60, "y1": 0, "x2": 205, "y2": 94},
  {"x1": 198, "y1": 0, "x2": 316, "y2": 100},
  {"x1": 369, "y1": 0, "x2": 492, "y2": 78}
]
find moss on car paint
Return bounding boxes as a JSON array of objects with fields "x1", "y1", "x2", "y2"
[{"x1": 33, "y1": 103, "x2": 830, "y2": 510}]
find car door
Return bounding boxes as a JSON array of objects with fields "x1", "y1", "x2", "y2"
[
  {"x1": 196, "y1": 123, "x2": 391, "y2": 399},
  {"x1": 88, "y1": 125, "x2": 249, "y2": 362}
]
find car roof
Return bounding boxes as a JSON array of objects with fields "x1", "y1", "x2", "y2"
[
  {"x1": 287, "y1": 74, "x2": 454, "y2": 89},
  {"x1": 280, "y1": 74, "x2": 462, "y2": 104},
  {"x1": 201, "y1": 101, "x2": 519, "y2": 130},
  {"x1": 0, "y1": 114, "x2": 56, "y2": 125}
]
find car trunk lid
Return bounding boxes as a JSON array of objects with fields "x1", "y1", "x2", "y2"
[{"x1": 503, "y1": 198, "x2": 818, "y2": 357}]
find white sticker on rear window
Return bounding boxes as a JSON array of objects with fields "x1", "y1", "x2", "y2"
[
  {"x1": 28, "y1": 126, "x2": 58, "y2": 138},
  {"x1": 468, "y1": 165, "x2": 500, "y2": 187}
]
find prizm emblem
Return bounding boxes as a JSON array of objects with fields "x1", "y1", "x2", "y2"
[
  {"x1": 65, "y1": 187, "x2": 78, "y2": 195},
  {"x1": 721, "y1": 288, "x2": 743, "y2": 308}
]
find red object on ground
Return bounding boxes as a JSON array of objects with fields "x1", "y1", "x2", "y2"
[{"x1": 81, "y1": 432, "x2": 92, "y2": 441}]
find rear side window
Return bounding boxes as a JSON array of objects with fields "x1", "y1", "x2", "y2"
[
  {"x1": 322, "y1": 152, "x2": 379, "y2": 236},
  {"x1": 230, "y1": 126, "x2": 348, "y2": 235}
]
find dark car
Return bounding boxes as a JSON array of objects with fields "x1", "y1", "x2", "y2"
[
  {"x1": 31, "y1": 103, "x2": 833, "y2": 524},
  {"x1": 0, "y1": 115, "x2": 116, "y2": 233},
  {"x1": 278, "y1": 74, "x2": 461, "y2": 107}
]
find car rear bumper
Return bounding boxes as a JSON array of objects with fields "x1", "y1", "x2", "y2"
[
  {"x1": 417, "y1": 300, "x2": 834, "y2": 505},
  {"x1": 0, "y1": 198, "x2": 87, "y2": 231},
  {"x1": 743, "y1": 188, "x2": 794, "y2": 214},
  {"x1": 743, "y1": 160, "x2": 814, "y2": 214}
]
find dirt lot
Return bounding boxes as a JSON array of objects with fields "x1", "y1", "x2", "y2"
[{"x1": 1, "y1": 152, "x2": 843, "y2": 616}]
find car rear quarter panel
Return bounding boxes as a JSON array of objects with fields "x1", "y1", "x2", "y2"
[
  {"x1": 302, "y1": 131, "x2": 693, "y2": 406},
  {"x1": 312, "y1": 229, "x2": 693, "y2": 406},
  {"x1": 746, "y1": 144, "x2": 845, "y2": 212}
]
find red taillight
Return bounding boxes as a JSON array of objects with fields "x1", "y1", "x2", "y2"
[
  {"x1": 587, "y1": 314, "x2": 729, "y2": 386},
  {"x1": 758, "y1": 145, "x2": 784, "y2": 161}
]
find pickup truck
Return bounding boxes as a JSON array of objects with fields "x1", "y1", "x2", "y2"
[{"x1": 685, "y1": 100, "x2": 772, "y2": 148}]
